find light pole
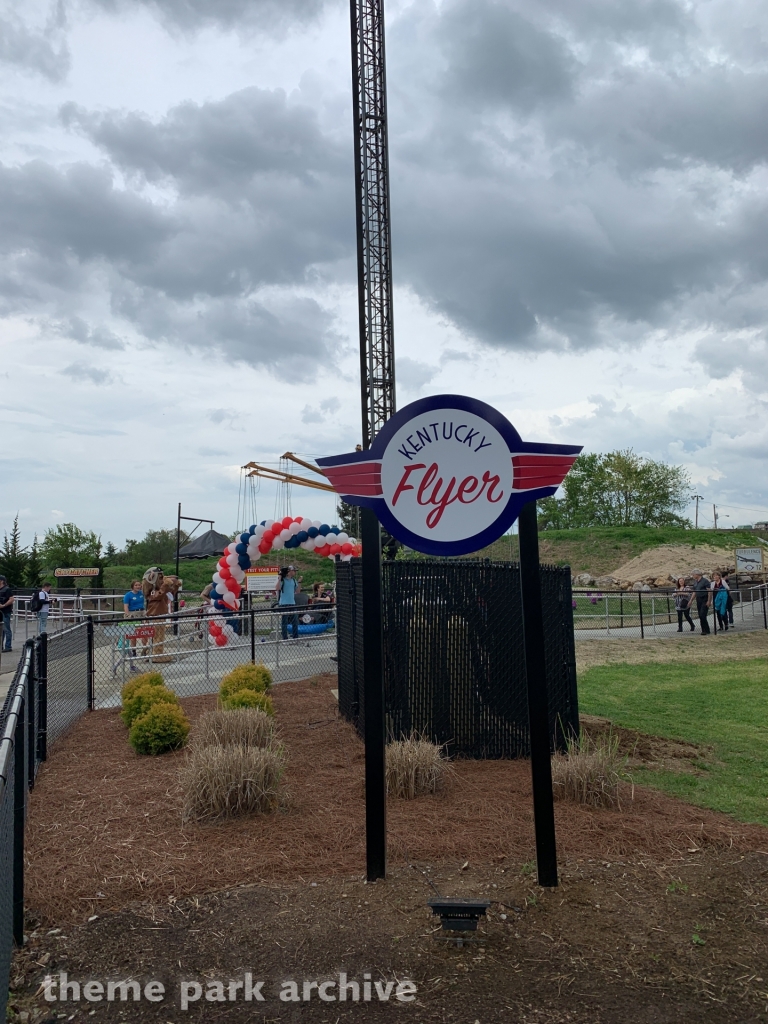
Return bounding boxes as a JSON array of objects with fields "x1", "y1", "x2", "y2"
[{"x1": 692, "y1": 494, "x2": 703, "y2": 529}]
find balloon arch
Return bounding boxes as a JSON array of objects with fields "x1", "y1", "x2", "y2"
[{"x1": 207, "y1": 517, "x2": 361, "y2": 647}]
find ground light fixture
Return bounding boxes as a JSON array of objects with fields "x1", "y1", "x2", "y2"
[{"x1": 427, "y1": 897, "x2": 492, "y2": 946}]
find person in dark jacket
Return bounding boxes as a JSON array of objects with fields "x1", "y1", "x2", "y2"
[
  {"x1": 711, "y1": 572, "x2": 730, "y2": 632},
  {"x1": 0, "y1": 575, "x2": 13, "y2": 651},
  {"x1": 691, "y1": 570, "x2": 711, "y2": 634},
  {"x1": 674, "y1": 577, "x2": 695, "y2": 632}
]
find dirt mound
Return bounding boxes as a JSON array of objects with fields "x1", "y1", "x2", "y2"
[
  {"x1": 580, "y1": 714, "x2": 716, "y2": 775},
  {"x1": 610, "y1": 543, "x2": 734, "y2": 585}
]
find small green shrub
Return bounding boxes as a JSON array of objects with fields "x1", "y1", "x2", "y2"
[
  {"x1": 129, "y1": 703, "x2": 190, "y2": 755},
  {"x1": 121, "y1": 684, "x2": 179, "y2": 728},
  {"x1": 219, "y1": 663, "x2": 272, "y2": 700},
  {"x1": 120, "y1": 671, "x2": 165, "y2": 704},
  {"x1": 220, "y1": 689, "x2": 274, "y2": 715}
]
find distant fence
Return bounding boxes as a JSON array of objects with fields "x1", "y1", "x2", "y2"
[
  {"x1": 336, "y1": 560, "x2": 578, "y2": 759},
  {"x1": 571, "y1": 583, "x2": 768, "y2": 637}
]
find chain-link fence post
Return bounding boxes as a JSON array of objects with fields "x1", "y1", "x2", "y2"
[
  {"x1": 638, "y1": 590, "x2": 645, "y2": 639},
  {"x1": 86, "y1": 618, "x2": 95, "y2": 711},
  {"x1": 26, "y1": 641, "x2": 36, "y2": 790},
  {"x1": 250, "y1": 609, "x2": 256, "y2": 664},
  {"x1": 37, "y1": 632, "x2": 47, "y2": 763}
]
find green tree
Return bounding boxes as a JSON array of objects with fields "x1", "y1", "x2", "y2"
[
  {"x1": 117, "y1": 528, "x2": 189, "y2": 566},
  {"x1": 336, "y1": 499, "x2": 361, "y2": 540},
  {"x1": 24, "y1": 536, "x2": 45, "y2": 588},
  {"x1": 103, "y1": 541, "x2": 118, "y2": 565},
  {"x1": 538, "y1": 450, "x2": 691, "y2": 529},
  {"x1": 0, "y1": 515, "x2": 28, "y2": 587},
  {"x1": 41, "y1": 523, "x2": 103, "y2": 585}
]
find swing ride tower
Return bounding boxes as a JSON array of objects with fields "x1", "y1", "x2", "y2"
[{"x1": 350, "y1": 0, "x2": 396, "y2": 447}]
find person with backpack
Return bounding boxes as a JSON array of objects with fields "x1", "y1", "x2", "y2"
[{"x1": 30, "y1": 582, "x2": 53, "y2": 634}]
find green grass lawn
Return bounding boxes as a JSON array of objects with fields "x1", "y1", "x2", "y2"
[{"x1": 578, "y1": 658, "x2": 768, "y2": 826}]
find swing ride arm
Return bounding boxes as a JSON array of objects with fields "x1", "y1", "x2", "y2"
[{"x1": 242, "y1": 462, "x2": 335, "y2": 493}]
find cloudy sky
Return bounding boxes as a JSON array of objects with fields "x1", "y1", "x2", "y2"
[{"x1": 2, "y1": 0, "x2": 768, "y2": 549}]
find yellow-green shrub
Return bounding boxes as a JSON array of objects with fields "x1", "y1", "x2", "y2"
[
  {"x1": 129, "y1": 703, "x2": 190, "y2": 755},
  {"x1": 121, "y1": 684, "x2": 178, "y2": 728},
  {"x1": 220, "y1": 689, "x2": 274, "y2": 716},
  {"x1": 219, "y1": 663, "x2": 272, "y2": 700},
  {"x1": 120, "y1": 671, "x2": 165, "y2": 704}
]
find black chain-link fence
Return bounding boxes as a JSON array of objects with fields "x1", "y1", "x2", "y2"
[
  {"x1": 46, "y1": 624, "x2": 90, "y2": 746},
  {"x1": 336, "y1": 560, "x2": 578, "y2": 758}
]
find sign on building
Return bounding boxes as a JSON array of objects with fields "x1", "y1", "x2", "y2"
[{"x1": 54, "y1": 567, "x2": 100, "y2": 577}]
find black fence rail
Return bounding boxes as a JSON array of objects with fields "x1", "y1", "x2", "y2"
[
  {"x1": 571, "y1": 582, "x2": 768, "y2": 638},
  {"x1": 336, "y1": 560, "x2": 578, "y2": 759}
]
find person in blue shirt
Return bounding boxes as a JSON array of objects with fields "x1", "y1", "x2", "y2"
[
  {"x1": 276, "y1": 566, "x2": 301, "y2": 640},
  {"x1": 123, "y1": 580, "x2": 145, "y2": 668}
]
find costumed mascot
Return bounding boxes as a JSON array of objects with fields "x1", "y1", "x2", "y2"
[{"x1": 142, "y1": 567, "x2": 183, "y2": 663}]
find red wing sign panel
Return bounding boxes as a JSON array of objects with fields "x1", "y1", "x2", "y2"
[{"x1": 317, "y1": 394, "x2": 582, "y2": 556}]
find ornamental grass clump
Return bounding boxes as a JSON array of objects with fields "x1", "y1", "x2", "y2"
[
  {"x1": 551, "y1": 733, "x2": 629, "y2": 809},
  {"x1": 129, "y1": 703, "x2": 190, "y2": 756},
  {"x1": 120, "y1": 671, "x2": 165, "y2": 704},
  {"x1": 386, "y1": 735, "x2": 447, "y2": 799},
  {"x1": 180, "y1": 744, "x2": 285, "y2": 821},
  {"x1": 219, "y1": 663, "x2": 272, "y2": 700},
  {"x1": 121, "y1": 683, "x2": 179, "y2": 728},
  {"x1": 220, "y1": 690, "x2": 274, "y2": 715},
  {"x1": 194, "y1": 708, "x2": 275, "y2": 750}
]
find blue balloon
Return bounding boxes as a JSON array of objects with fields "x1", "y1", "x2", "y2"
[
  {"x1": 237, "y1": 555, "x2": 249, "y2": 569},
  {"x1": 319, "y1": 524, "x2": 330, "y2": 536},
  {"x1": 235, "y1": 542, "x2": 247, "y2": 555},
  {"x1": 240, "y1": 533, "x2": 250, "y2": 544},
  {"x1": 249, "y1": 525, "x2": 257, "y2": 535},
  {"x1": 260, "y1": 520, "x2": 266, "y2": 527},
  {"x1": 308, "y1": 526, "x2": 319, "y2": 538},
  {"x1": 297, "y1": 530, "x2": 308, "y2": 543},
  {"x1": 284, "y1": 537, "x2": 296, "y2": 549},
  {"x1": 330, "y1": 526, "x2": 340, "y2": 534}
]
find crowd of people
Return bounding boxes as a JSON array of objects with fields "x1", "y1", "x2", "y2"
[{"x1": 674, "y1": 570, "x2": 733, "y2": 635}]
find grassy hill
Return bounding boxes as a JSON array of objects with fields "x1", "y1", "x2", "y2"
[{"x1": 468, "y1": 526, "x2": 762, "y2": 576}]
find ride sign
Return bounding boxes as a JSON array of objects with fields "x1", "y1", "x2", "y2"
[{"x1": 317, "y1": 395, "x2": 582, "y2": 556}]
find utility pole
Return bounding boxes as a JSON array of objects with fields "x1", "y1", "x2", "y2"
[
  {"x1": 713, "y1": 504, "x2": 718, "y2": 530},
  {"x1": 349, "y1": 0, "x2": 396, "y2": 881},
  {"x1": 692, "y1": 494, "x2": 703, "y2": 529}
]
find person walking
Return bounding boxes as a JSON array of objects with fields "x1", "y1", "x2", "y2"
[
  {"x1": 723, "y1": 571, "x2": 735, "y2": 626},
  {"x1": 691, "y1": 569, "x2": 712, "y2": 634},
  {"x1": 0, "y1": 574, "x2": 13, "y2": 652},
  {"x1": 711, "y1": 572, "x2": 730, "y2": 632},
  {"x1": 123, "y1": 579, "x2": 145, "y2": 669},
  {"x1": 34, "y1": 582, "x2": 53, "y2": 634},
  {"x1": 276, "y1": 565, "x2": 301, "y2": 640},
  {"x1": 674, "y1": 577, "x2": 695, "y2": 632}
]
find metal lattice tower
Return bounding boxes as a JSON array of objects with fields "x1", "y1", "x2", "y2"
[{"x1": 350, "y1": 0, "x2": 396, "y2": 448}]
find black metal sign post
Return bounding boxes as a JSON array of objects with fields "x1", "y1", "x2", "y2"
[
  {"x1": 361, "y1": 507, "x2": 386, "y2": 879},
  {"x1": 517, "y1": 499, "x2": 559, "y2": 888}
]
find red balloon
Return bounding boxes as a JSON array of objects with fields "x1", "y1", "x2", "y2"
[
  {"x1": 282, "y1": 516, "x2": 293, "y2": 529},
  {"x1": 225, "y1": 578, "x2": 240, "y2": 594},
  {"x1": 314, "y1": 543, "x2": 327, "y2": 554},
  {"x1": 330, "y1": 543, "x2": 341, "y2": 555},
  {"x1": 259, "y1": 541, "x2": 270, "y2": 554},
  {"x1": 220, "y1": 566, "x2": 232, "y2": 578},
  {"x1": 341, "y1": 542, "x2": 353, "y2": 554},
  {"x1": 263, "y1": 531, "x2": 274, "y2": 544},
  {"x1": 209, "y1": 624, "x2": 222, "y2": 636},
  {"x1": 215, "y1": 634, "x2": 228, "y2": 647},
  {"x1": 293, "y1": 516, "x2": 303, "y2": 523}
]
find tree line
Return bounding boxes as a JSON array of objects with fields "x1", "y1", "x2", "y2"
[{"x1": 0, "y1": 521, "x2": 190, "y2": 588}]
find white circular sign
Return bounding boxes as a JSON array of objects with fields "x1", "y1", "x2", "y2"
[{"x1": 380, "y1": 408, "x2": 511, "y2": 545}]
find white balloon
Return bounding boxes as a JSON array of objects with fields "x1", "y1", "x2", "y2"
[
  {"x1": 289, "y1": 521, "x2": 301, "y2": 535},
  {"x1": 273, "y1": 537, "x2": 285, "y2": 549},
  {"x1": 227, "y1": 542, "x2": 238, "y2": 553},
  {"x1": 226, "y1": 553, "x2": 238, "y2": 566},
  {"x1": 212, "y1": 572, "x2": 223, "y2": 585},
  {"x1": 348, "y1": 538, "x2": 357, "y2": 546},
  {"x1": 232, "y1": 569, "x2": 245, "y2": 583},
  {"x1": 311, "y1": 520, "x2": 321, "y2": 529},
  {"x1": 280, "y1": 528, "x2": 292, "y2": 541},
  {"x1": 300, "y1": 518, "x2": 312, "y2": 530},
  {"x1": 336, "y1": 532, "x2": 349, "y2": 544},
  {"x1": 250, "y1": 549, "x2": 261, "y2": 560},
  {"x1": 215, "y1": 583, "x2": 226, "y2": 595}
]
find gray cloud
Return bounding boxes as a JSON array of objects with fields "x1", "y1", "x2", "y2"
[
  {"x1": 61, "y1": 361, "x2": 112, "y2": 385},
  {"x1": 0, "y1": 2, "x2": 69, "y2": 82},
  {"x1": 86, "y1": 0, "x2": 333, "y2": 35},
  {"x1": 300, "y1": 395, "x2": 342, "y2": 423},
  {"x1": 58, "y1": 316, "x2": 125, "y2": 350}
]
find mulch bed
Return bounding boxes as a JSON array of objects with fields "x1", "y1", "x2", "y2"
[{"x1": 25, "y1": 677, "x2": 767, "y2": 925}]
